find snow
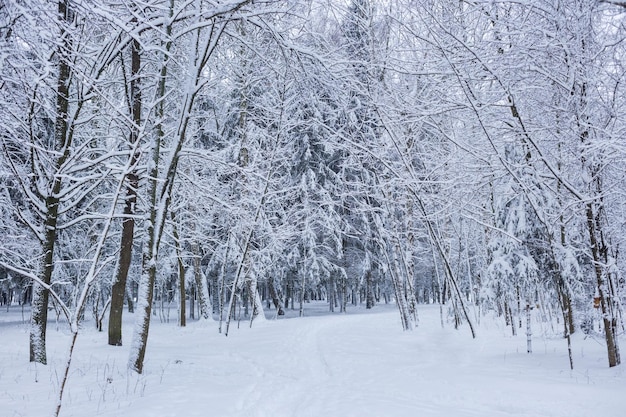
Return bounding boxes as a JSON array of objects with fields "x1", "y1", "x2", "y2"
[{"x1": 1, "y1": 303, "x2": 624, "y2": 417}]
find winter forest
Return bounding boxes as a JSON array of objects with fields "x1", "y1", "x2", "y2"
[{"x1": 1, "y1": 0, "x2": 625, "y2": 415}]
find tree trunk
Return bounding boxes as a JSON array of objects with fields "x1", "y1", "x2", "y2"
[
  {"x1": 339, "y1": 274, "x2": 347, "y2": 313},
  {"x1": 384, "y1": 241, "x2": 413, "y2": 331},
  {"x1": 328, "y1": 274, "x2": 335, "y2": 313},
  {"x1": 586, "y1": 202, "x2": 620, "y2": 367},
  {"x1": 128, "y1": 5, "x2": 172, "y2": 371},
  {"x1": 191, "y1": 241, "x2": 211, "y2": 319},
  {"x1": 555, "y1": 271, "x2": 574, "y2": 369},
  {"x1": 299, "y1": 271, "x2": 305, "y2": 317},
  {"x1": 268, "y1": 274, "x2": 284, "y2": 315},
  {"x1": 178, "y1": 263, "x2": 186, "y2": 328},
  {"x1": 189, "y1": 283, "x2": 196, "y2": 320},
  {"x1": 128, "y1": 255, "x2": 157, "y2": 373},
  {"x1": 555, "y1": 272, "x2": 575, "y2": 336},
  {"x1": 30, "y1": 0, "x2": 73, "y2": 364},
  {"x1": 247, "y1": 275, "x2": 265, "y2": 326},
  {"x1": 365, "y1": 270, "x2": 375, "y2": 309},
  {"x1": 127, "y1": 286, "x2": 135, "y2": 313},
  {"x1": 171, "y1": 211, "x2": 186, "y2": 327},
  {"x1": 526, "y1": 303, "x2": 532, "y2": 354},
  {"x1": 31, "y1": 190, "x2": 63, "y2": 364},
  {"x1": 109, "y1": 35, "x2": 141, "y2": 346}
]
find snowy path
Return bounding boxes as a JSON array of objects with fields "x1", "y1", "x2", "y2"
[{"x1": 1, "y1": 304, "x2": 624, "y2": 416}]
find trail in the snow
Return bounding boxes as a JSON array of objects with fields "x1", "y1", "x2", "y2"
[{"x1": 0, "y1": 303, "x2": 624, "y2": 417}]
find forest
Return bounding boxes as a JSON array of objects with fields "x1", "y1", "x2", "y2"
[{"x1": 1, "y1": 0, "x2": 625, "y2": 409}]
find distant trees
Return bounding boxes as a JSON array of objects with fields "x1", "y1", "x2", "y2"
[{"x1": 406, "y1": 0, "x2": 625, "y2": 365}]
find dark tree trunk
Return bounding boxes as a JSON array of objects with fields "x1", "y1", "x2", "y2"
[
  {"x1": 171, "y1": 213, "x2": 186, "y2": 327},
  {"x1": 108, "y1": 35, "x2": 141, "y2": 346},
  {"x1": 127, "y1": 288, "x2": 134, "y2": 313},
  {"x1": 328, "y1": 275, "x2": 335, "y2": 313},
  {"x1": 191, "y1": 241, "x2": 210, "y2": 319},
  {"x1": 30, "y1": 0, "x2": 72, "y2": 364},
  {"x1": 365, "y1": 270, "x2": 375, "y2": 309},
  {"x1": 189, "y1": 283, "x2": 195, "y2": 320},
  {"x1": 586, "y1": 202, "x2": 620, "y2": 367},
  {"x1": 129, "y1": 12, "x2": 171, "y2": 371},
  {"x1": 268, "y1": 275, "x2": 284, "y2": 315}
]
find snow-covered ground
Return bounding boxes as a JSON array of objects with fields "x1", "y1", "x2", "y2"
[{"x1": 1, "y1": 303, "x2": 624, "y2": 417}]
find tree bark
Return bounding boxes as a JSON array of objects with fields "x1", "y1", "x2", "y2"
[
  {"x1": 171, "y1": 211, "x2": 186, "y2": 327},
  {"x1": 586, "y1": 202, "x2": 620, "y2": 367},
  {"x1": 268, "y1": 274, "x2": 284, "y2": 315},
  {"x1": 128, "y1": 2, "x2": 172, "y2": 371},
  {"x1": 365, "y1": 269, "x2": 375, "y2": 309},
  {"x1": 191, "y1": 241, "x2": 211, "y2": 319},
  {"x1": 30, "y1": 0, "x2": 72, "y2": 364},
  {"x1": 109, "y1": 35, "x2": 141, "y2": 346}
]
